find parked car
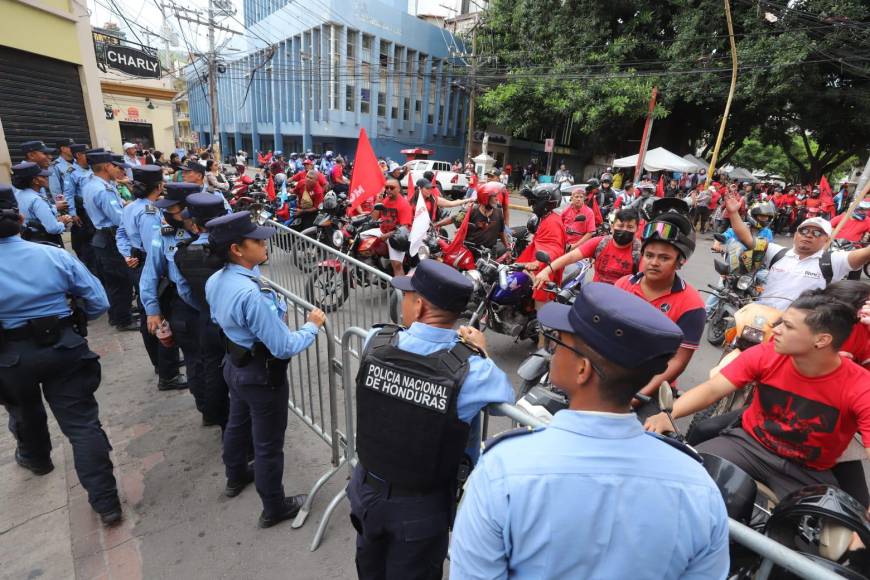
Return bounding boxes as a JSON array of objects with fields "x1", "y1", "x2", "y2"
[{"x1": 402, "y1": 159, "x2": 470, "y2": 198}]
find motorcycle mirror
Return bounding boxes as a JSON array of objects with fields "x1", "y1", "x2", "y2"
[
  {"x1": 373, "y1": 203, "x2": 385, "y2": 212},
  {"x1": 574, "y1": 215, "x2": 586, "y2": 222},
  {"x1": 657, "y1": 383, "x2": 674, "y2": 413},
  {"x1": 713, "y1": 233, "x2": 727, "y2": 243},
  {"x1": 535, "y1": 250, "x2": 551, "y2": 265}
]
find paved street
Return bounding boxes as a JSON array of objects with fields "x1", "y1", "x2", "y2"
[{"x1": 0, "y1": 199, "x2": 866, "y2": 580}]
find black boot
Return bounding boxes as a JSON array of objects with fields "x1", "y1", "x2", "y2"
[
  {"x1": 15, "y1": 450, "x2": 54, "y2": 476},
  {"x1": 224, "y1": 467, "x2": 255, "y2": 498},
  {"x1": 157, "y1": 374, "x2": 188, "y2": 391},
  {"x1": 257, "y1": 495, "x2": 307, "y2": 528}
]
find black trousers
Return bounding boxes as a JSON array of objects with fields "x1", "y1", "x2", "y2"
[
  {"x1": 130, "y1": 261, "x2": 180, "y2": 380},
  {"x1": 0, "y1": 327, "x2": 119, "y2": 513},
  {"x1": 347, "y1": 465, "x2": 451, "y2": 580},
  {"x1": 166, "y1": 295, "x2": 204, "y2": 412},
  {"x1": 198, "y1": 313, "x2": 229, "y2": 426},
  {"x1": 694, "y1": 206, "x2": 711, "y2": 232},
  {"x1": 71, "y1": 209, "x2": 100, "y2": 278},
  {"x1": 92, "y1": 233, "x2": 133, "y2": 326}
]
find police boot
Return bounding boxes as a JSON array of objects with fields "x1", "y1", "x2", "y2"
[
  {"x1": 224, "y1": 466, "x2": 255, "y2": 498},
  {"x1": 98, "y1": 505, "x2": 123, "y2": 527},
  {"x1": 114, "y1": 321, "x2": 139, "y2": 332},
  {"x1": 257, "y1": 495, "x2": 306, "y2": 529},
  {"x1": 157, "y1": 374, "x2": 188, "y2": 391},
  {"x1": 15, "y1": 450, "x2": 54, "y2": 476}
]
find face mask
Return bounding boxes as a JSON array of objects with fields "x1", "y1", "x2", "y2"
[
  {"x1": 612, "y1": 229, "x2": 634, "y2": 246},
  {"x1": 165, "y1": 212, "x2": 185, "y2": 229}
]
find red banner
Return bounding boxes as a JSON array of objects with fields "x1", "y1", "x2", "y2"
[
  {"x1": 348, "y1": 128, "x2": 386, "y2": 211},
  {"x1": 655, "y1": 175, "x2": 665, "y2": 198}
]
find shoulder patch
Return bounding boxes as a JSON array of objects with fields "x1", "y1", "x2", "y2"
[
  {"x1": 482, "y1": 426, "x2": 541, "y2": 454},
  {"x1": 176, "y1": 229, "x2": 186, "y2": 239},
  {"x1": 144, "y1": 205, "x2": 157, "y2": 214}
]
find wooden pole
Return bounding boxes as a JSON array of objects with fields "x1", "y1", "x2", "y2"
[
  {"x1": 634, "y1": 86, "x2": 658, "y2": 179},
  {"x1": 705, "y1": 0, "x2": 738, "y2": 188}
]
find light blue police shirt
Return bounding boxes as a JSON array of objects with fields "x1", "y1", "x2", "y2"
[
  {"x1": 0, "y1": 235, "x2": 108, "y2": 328},
  {"x1": 63, "y1": 164, "x2": 92, "y2": 218},
  {"x1": 14, "y1": 188, "x2": 64, "y2": 235},
  {"x1": 82, "y1": 175, "x2": 124, "y2": 229},
  {"x1": 116, "y1": 198, "x2": 161, "y2": 257},
  {"x1": 205, "y1": 263, "x2": 319, "y2": 358},
  {"x1": 449, "y1": 410, "x2": 730, "y2": 580},
  {"x1": 140, "y1": 227, "x2": 197, "y2": 315},
  {"x1": 200, "y1": 183, "x2": 232, "y2": 213},
  {"x1": 49, "y1": 157, "x2": 74, "y2": 197}
]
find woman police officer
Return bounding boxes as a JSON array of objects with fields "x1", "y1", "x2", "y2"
[{"x1": 204, "y1": 211, "x2": 326, "y2": 528}]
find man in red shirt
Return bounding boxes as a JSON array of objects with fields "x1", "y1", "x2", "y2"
[
  {"x1": 290, "y1": 158, "x2": 328, "y2": 190},
  {"x1": 292, "y1": 170, "x2": 324, "y2": 229},
  {"x1": 646, "y1": 291, "x2": 870, "y2": 501},
  {"x1": 559, "y1": 187, "x2": 596, "y2": 248},
  {"x1": 614, "y1": 212, "x2": 705, "y2": 413},
  {"x1": 831, "y1": 199, "x2": 870, "y2": 243},
  {"x1": 534, "y1": 209, "x2": 641, "y2": 286},
  {"x1": 516, "y1": 185, "x2": 565, "y2": 308},
  {"x1": 361, "y1": 178, "x2": 412, "y2": 276},
  {"x1": 330, "y1": 156, "x2": 349, "y2": 194}
]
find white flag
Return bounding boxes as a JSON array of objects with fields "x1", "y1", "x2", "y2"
[{"x1": 408, "y1": 193, "x2": 431, "y2": 257}]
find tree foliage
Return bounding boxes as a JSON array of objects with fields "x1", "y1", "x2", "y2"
[{"x1": 475, "y1": 0, "x2": 870, "y2": 181}]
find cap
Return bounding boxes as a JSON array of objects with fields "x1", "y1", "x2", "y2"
[
  {"x1": 184, "y1": 192, "x2": 226, "y2": 223},
  {"x1": 111, "y1": 154, "x2": 131, "y2": 169},
  {"x1": 20, "y1": 140, "x2": 56, "y2": 155},
  {"x1": 0, "y1": 184, "x2": 17, "y2": 210},
  {"x1": 538, "y1": 282, "x2": 683, "y2": 374},
  {"x1": 484, "y1": 168, "x2": 501, "y2": 177},
  {"x1": 155, "y1": 182, "x2": 199, "y2": 208},
  {"x1": 70, "y1": 144, "x2": 88, "y2": 155},
  {"x1": 86, "y1": 151, "x2": 113, "y2": 165},
  {"x1": 390, "y1": 259, "x2": 473, "y2": 313},
  {"x1": 415, "y1": 178, "x2": 433, "y2": 190},
  {"x1": 123, "y1": 142, "x2": 137, "y2": 151},
  {"x1": 131, "y1": 164, "x2": 164, "y2": 187},
  {"x1": 11, "y1": 161, "x2": 51, "y2": 179},
  {"x1": 799, "y1": 216, "x2": 832, "y2": 236},
  {"x1": 86, "y1": 148, "x2": 105, "y2": 154},
  {"x1": 55, "y1": 138, "x2": 75, "y2": 148},
  {"x1": 388, "y1": 162, "x2": 401, "y2": 172},
  {"x1": 182, "y1": 160, "x2": 206, "y2": 174},
  {"x1": 206, "y1": 211, "x2": 276, "y2": 245},
  {"x1": 302, "y1": 158, "x2": 314, "y2": 165}
]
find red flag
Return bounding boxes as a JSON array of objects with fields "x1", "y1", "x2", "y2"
[
  {"x1": 819, "y1": 175, "x2": 835, "y2": 215},
  {"x1": 407, "y1": 172, "x2": 415, "y2": 200},
  {"x1": 265, "y1": 175, "x2": 276, "y2": 201},
  {"x1": 348, "y1": 128, "x2": 386, "y2": 211},
  {"x1": 469, "y1": 173, "x2": 479, "y2": 189},
  {"x1": 819, "y1": 175, "x2": 833, "y2": 198},
  {"x1": 655, "y1": 175, "x2": 665, "y2": 198},
  {"x1": 443, "y1": 202, "x2": 473, "y2": 255}
]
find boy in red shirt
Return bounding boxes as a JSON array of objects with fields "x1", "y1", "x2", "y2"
[{"x1": 646, "y1": 291, "x2": 870, "y2": 501}]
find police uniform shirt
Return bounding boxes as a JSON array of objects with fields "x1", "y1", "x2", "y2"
[
  {"x1": 63, "y1": 165, "x2": 93, "y2": 218},
  {"x1": 116, "y1": 198, "x2": 161, "y2": 258},
  {"x1": 82, "y1": 175, "x2": 124, "y2": 228},
  {"x1": 205, "y1": 263, "x2": 318, "y2": 358},
  {"x1": 0, "y1": 235, "x2": 108, "y2": 328},
  {"x1": 14, "y1": 188, "x2": 64, "y2": 235},
  {"x1": 199, "y1": 183, "x2": 232, "y2": 213},
  {"x1": 449, "y1": 410, "x2": 730, "y2": 579},
  {"x1": 140, "y1": 226, "x2": 197, "y2": 315},
  {"x1": 49, "y1": 156, "x2": 74, "y2": 197}
]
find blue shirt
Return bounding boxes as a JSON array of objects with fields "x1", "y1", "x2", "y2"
[
  {"x1": 49, "y1": 157, "x2": 74, "y2": 197},
  {"x1": 200, "y1": 183, "x2": 232, "y2": 213},
  {"x1": 205, "y1": 263, "x2": 319, "y2": 358},
  {"x1": 723, "y1": 224, "x2": 773, "y2": 244},
  {"x1": 14, "y1": 188, "x2": 63, "y2": 234},
  {"x1": 450, "y1": 410, "x2": 730, "y2": 580},
  {"x1": 63, "y1": 164, "x2": 92, "y2": 217},
  {"x1": 140, "y1": 227, "x2": 197, "y2": 315},
  {"x1": 116, "y1": 198, "x2": 161, "y2": 257},
  {"x1": 0, "y1": 235, "x2": 108, "y2": 328},
  {"x1": 82, "y1": 175, "x2": 124, "y2": 228}
]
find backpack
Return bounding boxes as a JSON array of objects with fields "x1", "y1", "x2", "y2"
[
  {"x1": 768, "y1": 247, "x2": 834, "y2": 285},
  {"x1": 594, "y1": 236, "x2": 642, "y2": 274}
]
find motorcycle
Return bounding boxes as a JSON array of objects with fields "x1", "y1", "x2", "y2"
[
  {"x1": 772, "y1": 204, "x2": 794, "y2": 235},
  {"x1": 705, "y1": 234, "x2": 767, "y2": 346}
]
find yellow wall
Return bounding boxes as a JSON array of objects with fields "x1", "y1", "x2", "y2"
[
  {"x1": 0, "y1": 0, "x2": 81, "y2": 64},
  {"x1": 102, "y1": 92, "x2": 175, "y2": 153}
]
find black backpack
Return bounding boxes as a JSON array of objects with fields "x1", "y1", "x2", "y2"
[{"x1": 768, "y1": 247, "x2": 834, "y2": 285}]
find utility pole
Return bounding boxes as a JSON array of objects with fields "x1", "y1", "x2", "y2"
[{"x1": 464, "y1": 25, "x2": 477, "y2": 166}]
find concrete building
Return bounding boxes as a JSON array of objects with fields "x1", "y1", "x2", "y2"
[
  {"x1": 0, "y1": 0, "x2": 109, "y2": 179},
  {"x1": 187, "y1": 0, "x2": 469, "y2": 163}
]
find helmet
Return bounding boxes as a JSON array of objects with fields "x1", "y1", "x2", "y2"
[
  {"x1": 586, "y1": 178, "x2": 600, "y2": 190},
  {"x1": 273, "y1": 173, "x2": 286, "y2": 187},
  {"x1": 748, "y1": 201, "x2": 776, "y2": 228},
  {"x1": 322, "y1": 191, "x2": 337, "y2": 210},
  {"x1": 649, "y1": 198, "x2": 691, "y2": 221},
  {"x1": 641, "y1": 212, "x2": 695, "y2": 260},
  {"x1": 290, "y1": 152, "x2": 298, "y2": 159},
  {"x1": 477, "y1": 181, "x2": 505, "y2": 206},
  {"x1": 388, "y1": 226, "x2": 410, "y2": 252},
  {"x1": 237, "y1": 149, "x2": 244, "y2": 154},
  {"x1": 600, "y1": 172, "x2": 613, "y2": 184},
  {"x1": 325, "y1": 151, "x2": 334, "y2": 159},
  {"x1": 525, "y1": 183, "x2": 561, "y2": 218}
]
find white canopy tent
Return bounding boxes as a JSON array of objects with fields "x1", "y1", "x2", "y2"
[
  {"x1": 612, "y1": 147, "x2": 699, "y2": 173},
  {"x1": 722, "y1": 165, "x2": 759, "y2": 182},
  {"x1": 682, "y1": 154, "x2": 709, "y2": 171}
]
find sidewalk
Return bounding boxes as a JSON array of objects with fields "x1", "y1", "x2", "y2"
[{"x1": 0, "y1": 317, "x2": 356, "y2": 580}]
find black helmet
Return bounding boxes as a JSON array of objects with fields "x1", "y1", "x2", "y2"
[
  {"x1": 587, "y1": 178, "x2": 600, "y2": 190},
  {"x1": 322, "y1": 191, "x2": 338, "y2": 210},
  {"x1": 526, "y1": 214, "x2": 539, "y2": 234},
  {"x1": 388, "y1": 226, "x2": 411, "y2": 252},
  {"x1": 526, "y1": 183, "x2": 561, "y2": 218},
  {"x1": 641, "y1": 212, "x2": 696, "y2": 260},
  {"x1": 650, "y1": 198, "x2": 691, "y2": 221},
  {"x1": 600, "y1": 172, "x2": 613, "y2": 184}
]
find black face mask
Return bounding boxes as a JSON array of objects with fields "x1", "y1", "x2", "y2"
[
  {"x1": 165, "y1": 212, "x2": 185, "y2": 229},
  {"x1": 612, "y1": 229, "x2": 634, "y2": 246}
]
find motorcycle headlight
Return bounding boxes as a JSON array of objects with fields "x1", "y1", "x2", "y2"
[
  {"x1": 332, "y1": 230, "x2": 344, "y2": 248},
  {"x1": 736, "y1": 275, "x2": 752, "y2": 291},
  {"x1": 418, "y1": 244, "x2": 430, "y2": 260},
  {"x1": 464, "y1": 269, "x2": 483, "y2": 292}
]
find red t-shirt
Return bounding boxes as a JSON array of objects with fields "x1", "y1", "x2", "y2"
[
  {"x1": 561, "y1": 205, "x2": 595, "y2": 245},
  {"x1": 291, "y1": 169, "x2": 328, "y2": 189},
  {"x1": 518, "y1": 212, "x2": 566, "y2": 303},
  {"x1": 292, "y1": 181, "x2": 324, "y2": 209},
  {"x1": 614, "y1": 273, "x2": 705, "y2": 350},
  {"x1": 841, "y1": 323, "x2": 870, "y2": 368},
  {"x1": 721, "y1": 341, "x2": 870, "y2": 470},
  {"x1": 579, "y1": 235, "x2": 636, "y2": 284},
  {"x1": 831, "y1": 214, "x2": 870, "y2": 242},
  {"x1": 378, "y1": 194, "x2": 413, "y2": 233},
  {"x1": 330, "y1": 164, "x2": 345, "y2": 183}
]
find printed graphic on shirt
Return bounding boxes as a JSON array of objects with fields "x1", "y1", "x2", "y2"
[
  {"x1": 362, "y1": 362, "x2": 451, "y2": 413},
  {"x1": 752, "y1": 383, "x2": 839, "y2": 463}
]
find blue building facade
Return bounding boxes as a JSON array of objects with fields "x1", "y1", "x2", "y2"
[{"x1": 187, "y1": 0, "x2": 468, "y2": 163}]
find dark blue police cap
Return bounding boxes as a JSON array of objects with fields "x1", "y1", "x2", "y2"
[
  {"x1": 537, "y1": 282, "x2": 683, "y2": 373},
  {"x1": 156, "y1": 182, "x2": 199, "y2": 208},
  {"x1": 182, "y1": 160, "x2": 206, "y2": 174},
  {"x1": 86, "y1": 148, "x2": 105, "y2": 154},
  {"x1": 0, "y1": 184, "x2": 16, "y2": 210},
  {"x1": 86, "y1": 151, "x2": 113, "y2": 165},
  {"x1": 71, "y1": 144, "x2": 88, "y2": 155},
  {"x1": 55, "y1": 138, "x2": 75, "y2": 148},
  {"x1": 184, "y1": 192, "x2": 225, "y2": 222},
  {"x1": 20, "y1": 140, "x2": 55, "y2": 155},
  {"x1": 11, "y1": 161, "x2": 50, "y2": 179},
  {"x1": 391, "y1": 259, "x2": 473, "y2": 313},
  {"x1": 111, "y1": 154, "x2": 131, "y2": 169},
  {"x1": 206, "y1": 211, "x2": 275, "y2": 245},
  {"x1": 132, "y1": 164, "x2": 163, "y2": 186}
]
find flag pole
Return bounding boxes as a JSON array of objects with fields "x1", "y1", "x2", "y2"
[
  {"x1": 635, "y1": 87, "x2": 658, "y2": 180},
  {"x1": 705, "y1": 0, "x2": 738, "y2": 188}
]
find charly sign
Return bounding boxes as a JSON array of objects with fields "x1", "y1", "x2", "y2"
[{"x1": 98, "y1": 42, "x2": 161, "y2": 78}]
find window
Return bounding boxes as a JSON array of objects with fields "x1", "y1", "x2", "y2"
[
  {"x1": 347, "y1": 30, "x2": 356, "y2": 61},
  {"x1": 361, "y1": 88, "x2": 370, "y2": 114},
  {"x1": 331, "y1": 26, "x2": 340, "y2": 110},
  {"x1": 415, "y1": 99, "x2": 422, "y2": 123},
  {"x1": 403, "y1": 97, "x2": 410, "y2": 121},
  {"x1": 437, "y1": 162, "x2": 449, "y2": 172},
  {"x1": 391, "y1": 106, "x2": 398, "y2": 119},
  {"x1": 377, "y1": 91, "x2": 386, "y2": 117},
  {"x1": 362, "y1": 35, "x2": 372, "y2": 63},
  {"x1": 379, "y1": 40, "x2": 389, "y2": 71},
  {"x1": 346, "y1": 84, "x2": 355, "y2": 112}
]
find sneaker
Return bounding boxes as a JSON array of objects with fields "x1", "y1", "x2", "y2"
[
  {"x1": 257, "y1": 495, "x2": 306, "y2": 528},
  {"x1": 14, "y1": 450, "x2": 54, "y2": 476},
  {"x1": 224, "y1": 467, "x2": 255, "y2": 498},
  {"x1": 157, "y1": 374, "x2": 188, "y2": 391},
  {"x1": 98, "y1": 506, "x2": 123, "y2": 527}
]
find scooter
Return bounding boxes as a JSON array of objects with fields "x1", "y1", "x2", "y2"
[{"x1": 705, "y1": 234, "x2": 766, "y2": 346}]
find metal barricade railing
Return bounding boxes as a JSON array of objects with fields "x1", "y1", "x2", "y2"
[{"x1": 265, "y1": 282, "x2": 346, "y2": 530}]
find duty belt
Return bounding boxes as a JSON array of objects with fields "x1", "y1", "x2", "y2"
[
  {"x1": 362, "y1": 469, "x2": 437, "y2": 498},
  {"x1": 3, "y1": 316, "x2": 74, "y2": 342}
]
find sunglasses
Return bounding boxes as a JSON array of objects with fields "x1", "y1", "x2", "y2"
[
  {"x1": 797, "y1": 227, "x2": 826, "y2": 239},
  {"x1": 542, "y1": 330, "x2": 607, "y2": 379},
  {"x1": 642, "y1": 221, "x2": 681, "y2": 242},
  {"x1": 385, "y1": 185, "x2": 399, "y2": 190}
]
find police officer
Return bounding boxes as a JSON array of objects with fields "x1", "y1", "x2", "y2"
[
  {"x1": 450, "y1": 283, "x2": 729, "y2": 578},
  {"x1": 64, "y1": 146, "x2": 99, "y2": 275},
  {"x1": 49, "y1": 138, "x2": 76, "y2": 197},
  {"x1": 182, "y1": 159, "x2": 232, "y2": 212},
  {"x1": 82, "y1": 151, "x2": 136, "y2": 331},
  {"x1": 348, "y1": 259, "x2": 514, "y2": 579},
  {"x1": 204, "y1": 211, "x2": 325, "y2": 527},
  {"x1": 140, "y1": 183, "x2": 209, "y2": 408},
  {"x1": 0, "y1": 184, "x2": 122, "y2": 526},
  {"x1": 116, "y1": 165, "x2": 185, "y2": 390},
  {"x1": 11, "y1": 162, "x2": 70, "y2": 245},
  {"x1": 173, "y1": 192, "x2": 230, "y2": 426}
]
